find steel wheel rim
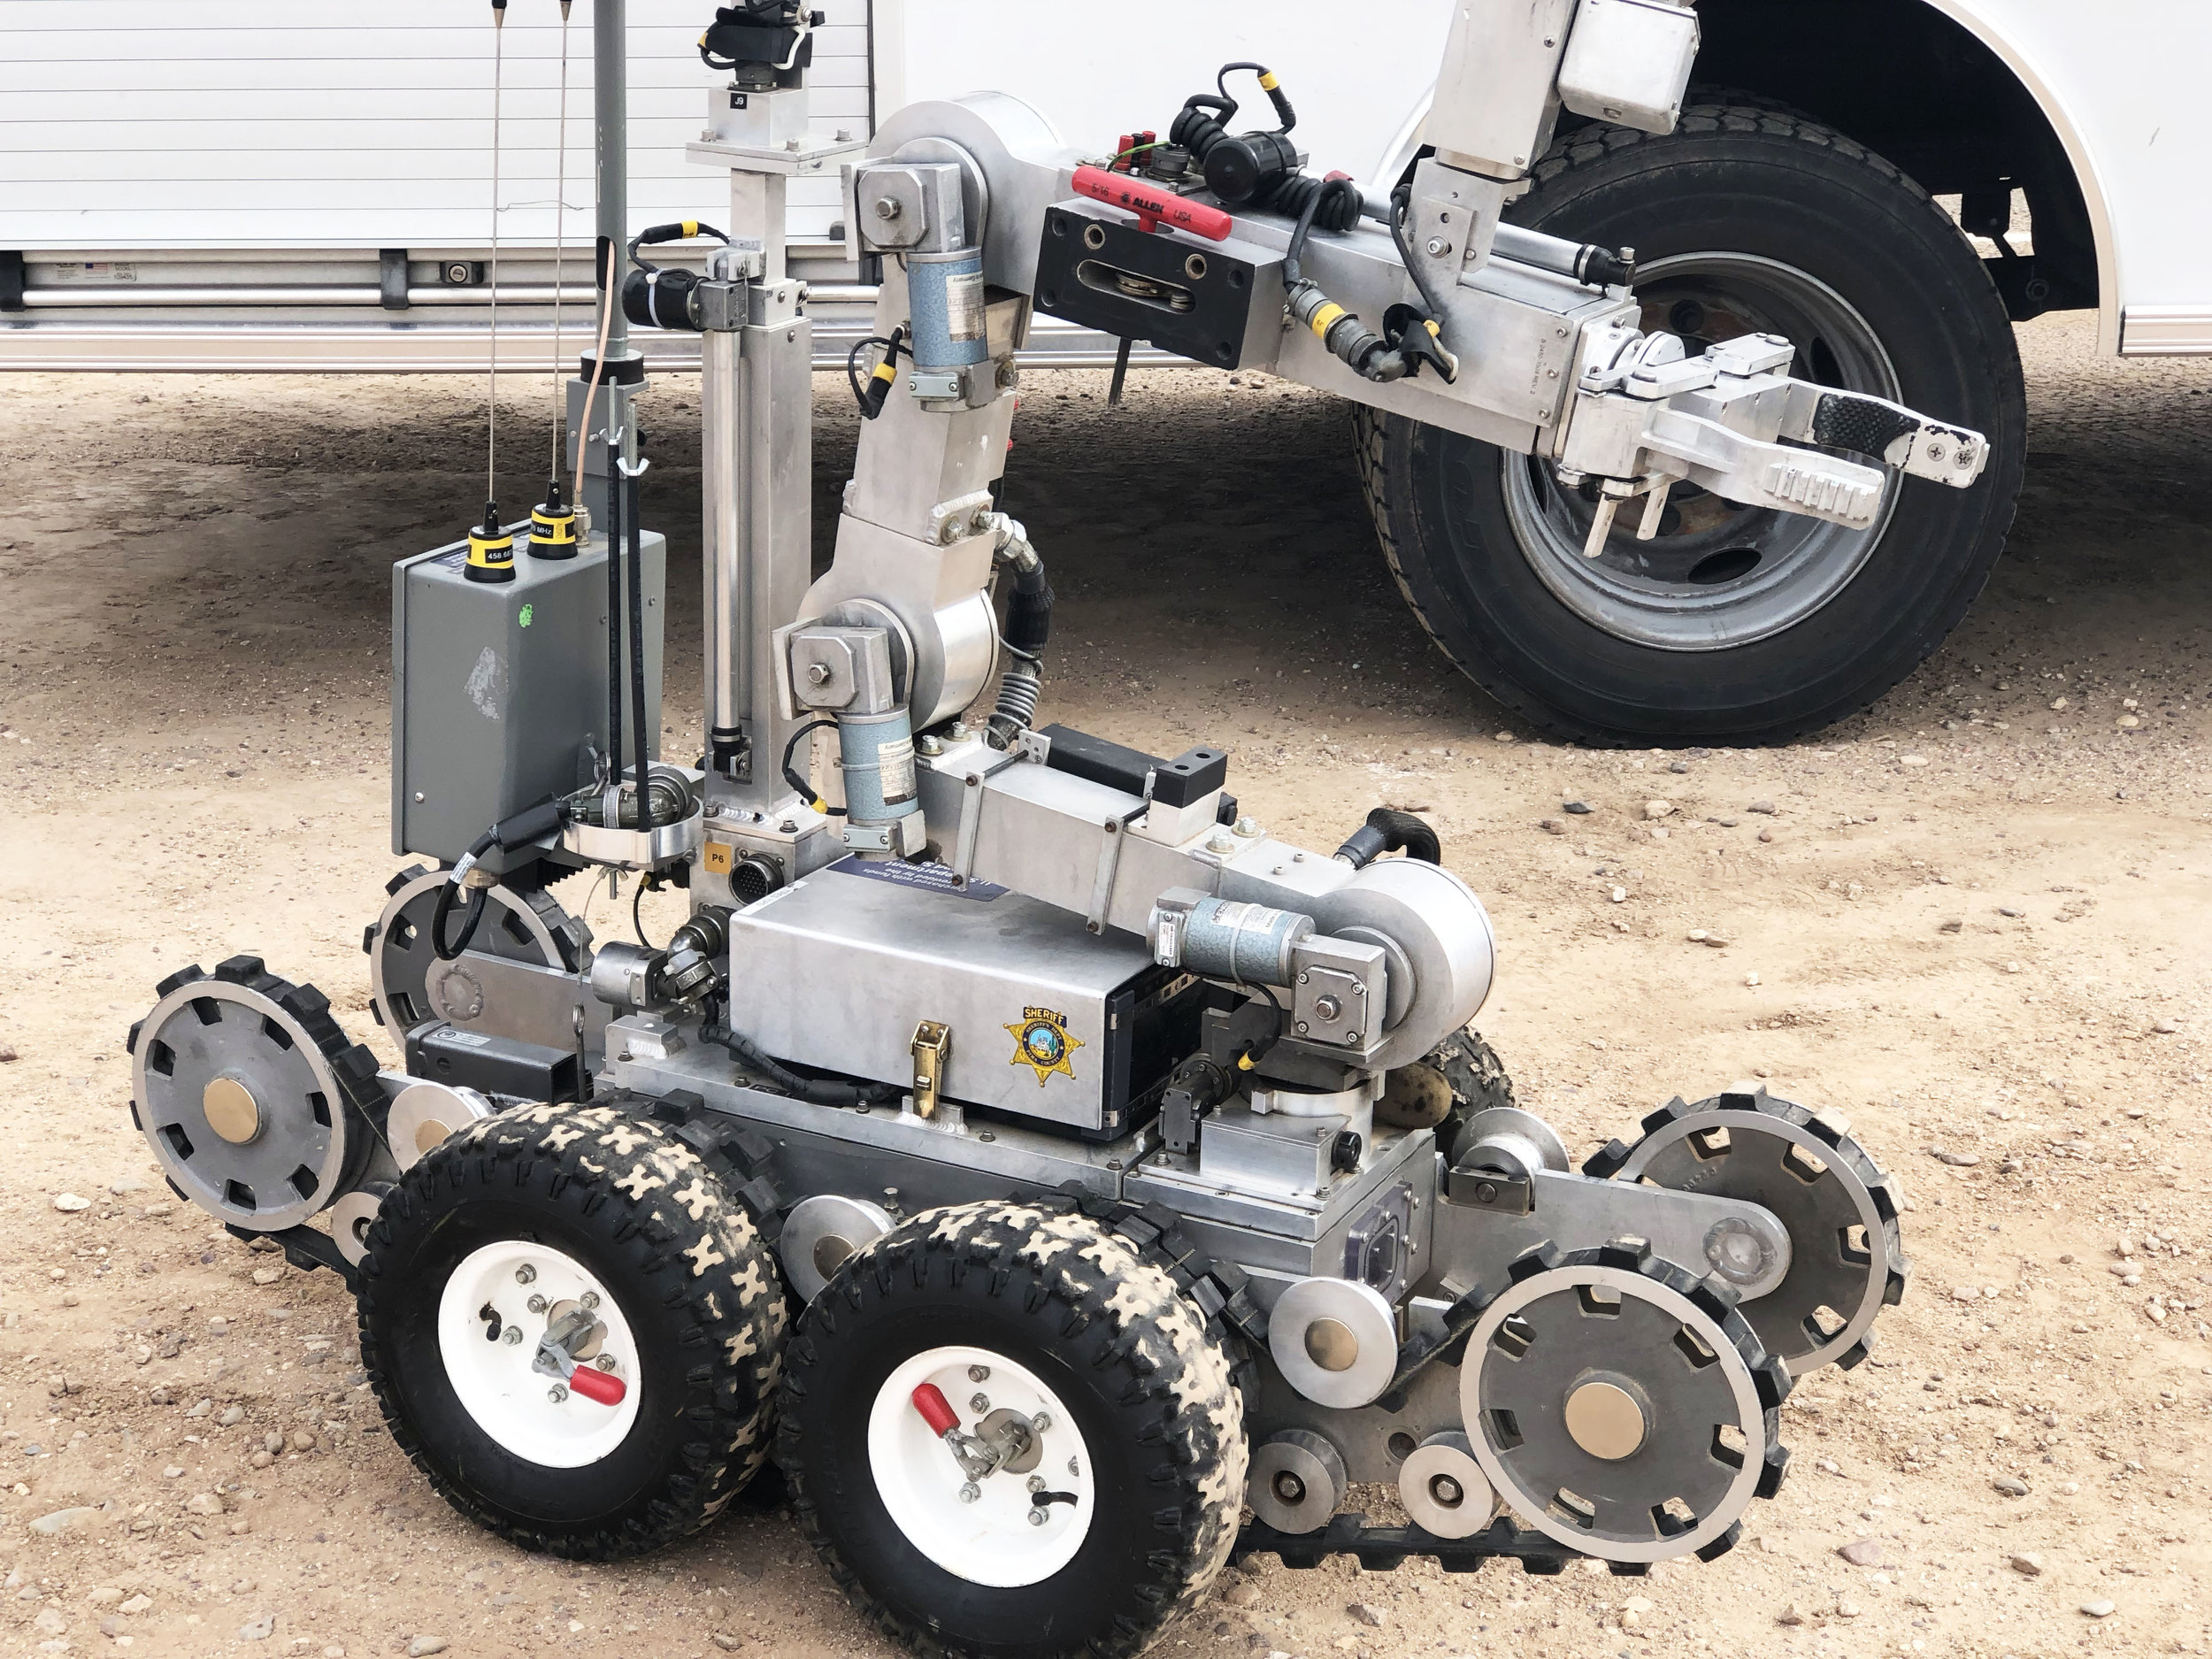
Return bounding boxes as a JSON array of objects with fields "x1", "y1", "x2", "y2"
[
  {"x1": 435, "y1": 1240, "x2": 641, "y2": 1468},
  {"x1": 1506, "y1": 251, "x2": 1902, "y2": 652},
  {"x1": 866, "y1": 1344, "x2": 1094, "y2": 1588}
]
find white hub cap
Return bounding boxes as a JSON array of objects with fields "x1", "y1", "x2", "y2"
[
  {"x1": 867, "y1": 1345, "x2": 1094, "y2": 1587},
  {"x1": 437, "y1": 1240, "x2": 640, "y2": 1468}
]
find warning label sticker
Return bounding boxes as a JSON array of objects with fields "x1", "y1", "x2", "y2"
[
  {"x1": 831, "y1": 856, "x2": 1006, "y2": 902},
  {"x1": 944, "y1": 270, "x2": 986, "y2": 343}
]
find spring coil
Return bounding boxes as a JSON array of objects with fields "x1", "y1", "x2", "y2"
[
  {"x1": 1168, "y1": 103, "x2": 1231, "y2": 164},
  {"x1": 991, "y1": 663, "x2": 1042, "y2": 738}
]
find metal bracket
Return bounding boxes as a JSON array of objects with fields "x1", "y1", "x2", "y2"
[{"x1": 910, "y1": 1020, "x2": 951, "y2": 1118}]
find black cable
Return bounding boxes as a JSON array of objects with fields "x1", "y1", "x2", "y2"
[
  {"x1": 431, "y1": 882, "x2": 488, "y2": 963},
  {"x1": 703, "y1": 1021, "x2": 901, "y2": 1107},
  {"x1": 1235, "y1": 980, "x2": 1287, "y2": 1071},
  {"x1": 1283, "y1": 175, "x2": 1327, "y2": 288},
  {"x1": 1390, "y1": 184, "x2": 1450, "y2": 320},
  {"x1": 624, "y1": 462, "x2": 652, "y2": 827},
  {"x1": 632, "y1": 874, "x2": 654, "y2": 949},
  {"x1": 780, "y1": 718, "x2": 843, "y2": 811}
]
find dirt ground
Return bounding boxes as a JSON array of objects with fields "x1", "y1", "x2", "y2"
[{"x1": 2, "y1": 310, "x2": 2209, "y2": 1659}]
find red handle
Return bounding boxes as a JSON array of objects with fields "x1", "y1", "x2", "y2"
[
  {"x1": 910, "y1": 1382, "x2": 960, "y2": 1436},
  {"x1": 1071, "y1": 166, "x2": 1233, "y2": 242},
  {"x1": 567, "y1": 1364, "x2": 627, "y2": 1407}
]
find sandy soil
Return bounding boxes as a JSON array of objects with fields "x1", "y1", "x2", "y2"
[{"x1": 2, "y1": 311, "x2": 2209, "y2": 1659}]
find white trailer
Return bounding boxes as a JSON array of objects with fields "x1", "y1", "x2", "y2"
[{"x1": 5, "y1": 0, "x2": 2205, "y2": 740}]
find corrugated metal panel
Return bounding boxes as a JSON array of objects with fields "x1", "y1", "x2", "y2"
[{"x1": 0, "y1": 1, "x2": 867, "y2": 250}]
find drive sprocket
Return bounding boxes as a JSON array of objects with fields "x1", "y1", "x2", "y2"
[
  {"x1": 1459, "y1": 1239, "x2": 1790, "y2": 1564},
  {"x1": 127, "y1": 956, "x2": 383, "y2": 1231},
  {"x1": 1586, "y1": 1087, "x2": 1909, "y2": 1376},
  {"x1": 365, "y1": 864, "x2": 591, "y2": 1035}
]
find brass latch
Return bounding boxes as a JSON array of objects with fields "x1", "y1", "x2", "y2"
[{"x1": 910, "y1": 1020, "x2": 951, "y2": 1118}]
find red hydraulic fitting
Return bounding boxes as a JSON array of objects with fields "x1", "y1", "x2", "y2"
[
  {"x1": 1071, "y1": 166, "x2": 1232, "y2": 241},
  {"x1": 566, "y1": 1364, "x2": 627, "y2": 1406},
  {"x1": 911, "y1": 1382, "x2": 960, "y2": 1435}
]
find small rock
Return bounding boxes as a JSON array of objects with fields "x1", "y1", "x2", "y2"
[
  {"x1": 239, "y1": 1614, "x2": 276, "y2": 1640},
  {"x1": 1837, "y1": 1540, "x2": 1884, "y2": 1566},
  {"x1": 2003, "y1": 960, "x2": 2024, "y2": 973},
  {"x1": 1939, "y1": 918, "x2": 1963, "y2": 933},
  {"x1": 33, "y1": 1608, "x2": 65, "y2": 1635},
  {"x1": 250, "y1": 1449, "x2": 274, "y2": 1470},
  {"x1": 2106, "y1": 1263, "x2": 2135, "y2": 1278},
  {"x1": 1348, "y1": 1603, "x2": 1386, "y2": 1629},
  {"x1": 1951, "y1": 1286, "x2": 1981, "y2": 1302},
  {"x1": 108, "y1": 1178, "x2": 146, "y2": 1195},
  {"x1": 219, "y1": 1405, "x2": 245, "y2": 1427},
  {"x1": 185, "y1": 1492, "x2": 224, "y2": 1516},
  {"x1": 87, "y1": 1588, "x2": 125, "y2": 1608},
  {"x1": 118, "y1": 1594, "x2": 153, "y2": 1615},
  {"x1": 1563, "y1": 799, "x2": 1592, "y2": 814},
  {"x1": 162, "y1": 1464, "x2": 185, "y2": 1479},
  {"x1": 712, "y1": 1639, "x2": 742, "y2": 1654},
  {"x1": 251, "y1": 1268, "x2": 284, "y2": 1286},
  {"x1": 264, "y1": 1432, "x2": 285, "y2": 1455},
  {"x1": 2050, "y1": 696, "x2": 2069, "y2": 711},
  {"x1": 1993, "y1": 1476, "x2": 2030, "y2": 1497},
  {"x1": 30, "y1": 1505, "x2": 103, "y2": 1535},
  {"x1": 184, "y1": 1397, "x2": 212, "y2": 1417},
  {"x1": 1609, "y1": 886, "x2": 1627, "y2": 904},
  {"x1": 1643, "y1": 799, "x2": 1675, "y2": 821},
  {"x1": 2010, "y1": 1552, "x2": 2044, "y2": 1577},
  {"x1": 2080, "y1": 1601, "x2": 2116, "y2": 1619},
  {"x1": 209, "y1": 1317, "x2": 229, "y2": 1337},
  {"x1": 407, "y1": 1638, "x2": 449, "y2": 1657},
  {"x1": 1220, "y1": 1581, "x2": 1261, "y2": 1608},
  {"x1": 1899, "y1": 755, "x2": 1929, "y2": 767},
  {"x1": 1539, "y1": 818, "x2": 1566, "y2": 835},
  {"x1": 1835, "y1": 1601, "x2": 1863, "y2": 1619},
  {"x1": 2116, "y1": 714, "x2": 2139, "y2": 730},
  {"x1": 289, "y1": 1429, "x2": 316, "y2": 1452},
  {"x1": 1757, "y1": 828, "x2": 1774, "y2": 843},
  {"x1": 0, "y1": 1044, "x2": 17, "y2": 1062},
  {"x1": 2152, "y1": 1018, "x2": 2179, "y2": 1034},
  {"x1": 1747, "y1": 801, "x2": 1777, "y2": 814},
  {"x1": 1777, "y1": 1605, "x2": 1807, "y2": 1626},
  {"x1": 1745, "y1": 971, "x2": 1761, "y2": 987},
  {"x1": 53, "y1": 1192, "x2": 92, "y2": 1213},
  {"x1": 1937, "y1": 1150, "x2": 1981, "y2": 1167}
]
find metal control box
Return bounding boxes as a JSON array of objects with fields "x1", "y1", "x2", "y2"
[
  {"x1": 726, "y1": 857, "x2": 1207, "y2": 1135},
  {"x1": 391, "y1": 527, "x2": 664, "y2": 871}
]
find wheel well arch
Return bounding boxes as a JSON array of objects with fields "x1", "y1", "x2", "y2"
[{"x1": 1371, "y1": 0, "x2": 2113, "y2": 338}]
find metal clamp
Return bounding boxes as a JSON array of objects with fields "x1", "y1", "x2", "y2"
[{"x1": 910, "y1": 1020, "x2": 951, "y2": 1118}]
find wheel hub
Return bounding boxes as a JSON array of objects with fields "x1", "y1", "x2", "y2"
[
  {"x1": 201, "y1": 1076, "x2": 262, "y2": 1144},
  {"x1": 1562, "y1": 1375, "x2": 1648, "y2": 1461},
  {"x1": 867, "y1": 1345, "x2": 1094, "y2": 1588},
  {"x1": 435, "y1": 1240, "x2": 639, "y2": 1468}
]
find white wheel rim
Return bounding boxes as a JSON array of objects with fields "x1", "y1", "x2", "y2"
[
  {"x1": 436, "y1": 1240, "x2": 641, "y2": 1468},
  {"x1": 866, "y1": 1345, "x2": 1094, "y2": 1588}
]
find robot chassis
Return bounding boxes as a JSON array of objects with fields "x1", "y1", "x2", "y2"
[{"x1": 129, "y1": 3, "x2": 1947, "y2": 1651}]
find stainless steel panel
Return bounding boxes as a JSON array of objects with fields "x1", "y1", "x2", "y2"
[{"x1": 723, "y1": 857, "x2": 1155, "y2": 1130}]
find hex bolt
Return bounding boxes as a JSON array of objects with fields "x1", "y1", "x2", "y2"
[
  {"x1": 1314, "y1": 995, "x2": 1341, "y2": 1020},
  {"x1": 1067, "y1": 1455, "x2": 1079, "y2": 1476},
  {"x1": 872, "y1": 196, "x2": 901, "y2": 221},
  {"x1": 547, "y1": 1384, "x2": 569, "y2": 1403},
  {"x1": 501, "y1": 1326, "x2": 524, "y2": 1346},
  {"x1": 970, "y1": 1393, "x2": 990, "y2": 1414},
  {"x1": 940, "y1": 520, "x2": 962, "y2": 545},
  {"x1": 1030, "y1": 1411, "x2": 1052, "y2": 1433},
  {"x1": 1026, "y1": 1475, "x2": 1046, "y2": 1493},
  {"x1": 595, "y1": 1355, "x2": 617, "y2": 1371},
  {"x1": 580, "y1": 1292, "x2": 600, "y2": 1312},
  {"x1": 957, "y1": 1481, "x2": 980, "y2": 1504},
  {"x1": 968, "y1": 1364, "x2": 991, "y2": 1384},
  {"x1": 526, "y1": 1294, "x2": 548, "y2": 1315},
  {"x1": 1025, "y1": 1509, "x2": 1048, "y2": 1527},
  {"x1": 515, "y1": 1264, "x2": 537, "y2": 1285},
  {"x1": 805, "y1": 661, "x2": 832, "y2": 686},
  {"x1": 1425, "y1": 237, "x2": 1450, "y2": 257}
]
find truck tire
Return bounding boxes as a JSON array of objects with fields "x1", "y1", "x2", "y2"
[
  {"x1": 356, "y1": 1099, "x2": 787, "y2": 1559},
  {"x1": 1357, "y1": 104, "x2": 2025, "y2": 746},
  {"x1": 780, "y1": 1200, "x2": 1247, "y2": 1659}
]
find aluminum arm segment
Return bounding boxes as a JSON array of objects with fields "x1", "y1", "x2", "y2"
[{"x1": 862, "y1": 0, "x2": 1987, "y2": 541}]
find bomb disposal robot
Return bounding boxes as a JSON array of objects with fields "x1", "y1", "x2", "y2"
[{"x1": 131, "y1": 3, "x2": 1943, "y2": 1652}]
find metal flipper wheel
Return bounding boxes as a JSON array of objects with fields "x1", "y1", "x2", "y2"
[
  {"x1": 1377, "y1": 1025, "x2": 1515, "y2": 1158},
  {"x1": 127, "y1": 956, "x2": 382, "y2": 1231},
  {"x1": 355, "y1": 1098, "x2": 786, "y2": 1558},
  {"x1": 780, "y1": 1201, "x2": 1248, "y2": 1659},
  {"x1": 1589, "y1": 1088, "x2": 1909, "y2": 1375},
  {"x1": 365, "y1": 865, "x2": 591, "y2": 1034},
  {"x1": 1461, "y1": 1240, "x2": 1791, "y2": 1564}
]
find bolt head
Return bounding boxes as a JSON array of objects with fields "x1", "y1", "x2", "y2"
[
  {"x1": 1026, "y1": 1474, "x2": 1046, "y2": 1493},
  {"x1": 501, "y1": 1325, "x2": 523, "y2": 1346},
  {"x1": 1314, "y1": 995, "x2": 1341, "y2": 1020},
  {"x1": 1026, "y1": 1508, "x2": 1048, "y2": 1526},
  {"x1": 515, "y1": 1263, "x2": 536, "y2": 1285},
  {"x1": 1030, "y1": 1411, "x2": 1052, "y2": 1433},
  {"x1": 548, "y1": 1384, "x2": 568, "y2": 1403},
  {"x1": 1425, "y1": 237, "x2": 1449, "y2": 257},
  {"x1": 580, "y1": 1291, "x2": 599, "y2": 1311},
  {"x1": 970, "y1": 1393, "x2": 990, "y2": 1414},
  {"x1": 872, "y1": 196, "x2": 901, "y2": 220},
  {"x1": 595, "y1": 1355, "x2": 617, "y2": 1371},
  {"x1": 968, "y1": 1364, "x2": 991, "y2": 1383},
  {"x1": 1233, "y1": 814, "x2": 1263, "y2": 838},
  {"x1": 940, "y1": 520, "x2": 962, "y2": 544},
  {"x1": 805, "y1": 661, "x2": 832, "y2": 686},
  {"x1": 958, "y1": 1481, "x2": 980, "y2": 1504},
  {"x1": 526, "y1": 1294, "x2": 548, "y2": 1314}
]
